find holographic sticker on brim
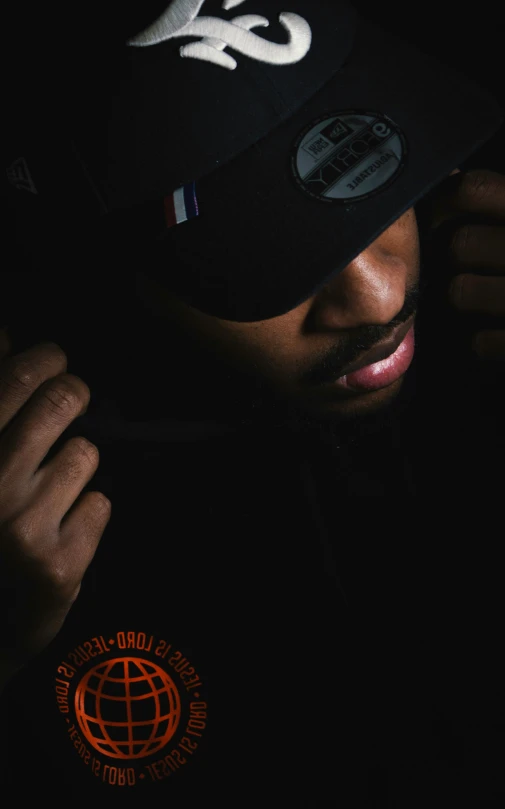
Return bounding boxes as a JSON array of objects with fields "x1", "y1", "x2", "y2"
[{"x1": 291, "y1": 110, "x2": 407, "y2": 204}]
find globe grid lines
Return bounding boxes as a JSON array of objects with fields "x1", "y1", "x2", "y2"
[{"x1": 74, "y1": 657, "x2": 181, "y2": 759}]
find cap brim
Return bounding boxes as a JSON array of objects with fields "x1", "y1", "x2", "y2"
[{"x1": 146, "y1": 14, "x2": 503, "y2": 322}]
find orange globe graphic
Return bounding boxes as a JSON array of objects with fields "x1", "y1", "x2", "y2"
[{"x1": 74, "y1": 657, "x2": 181, "y2": 759}]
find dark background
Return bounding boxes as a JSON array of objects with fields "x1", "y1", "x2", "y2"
[{"x1": 2, "y1": 7, "x2": 504, "y2": 804}]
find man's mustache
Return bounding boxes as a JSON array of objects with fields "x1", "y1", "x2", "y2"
[{"x1": 302, "y1": 283, "x2": 420, "y2": 387}]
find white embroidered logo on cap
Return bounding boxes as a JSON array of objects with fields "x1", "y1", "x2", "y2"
[{"x1": 127, "y1": 0, "x2": 312, "y2": 71}]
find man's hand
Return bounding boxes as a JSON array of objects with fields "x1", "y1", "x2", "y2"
[
  {"x1": 0, "y1": 331, "x2": 111, "y2": 689},
  {"x1": 428, "y1": 168, "x2": 505, "y2": 360}
]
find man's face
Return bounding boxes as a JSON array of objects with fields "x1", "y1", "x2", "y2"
[{"x1": 134, "y1": 206, "x2": 421, "y2": 438}]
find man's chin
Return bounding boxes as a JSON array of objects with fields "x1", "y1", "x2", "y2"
[
  {"x1": 282, "y1": 395, "x2": 402, "y2": 445},
  {"x1": 304, "y1": 374, "x2": 404, "y2": 412},
  {"x1": 236, "y1": 375, "x2": 410, "y2": 446}
]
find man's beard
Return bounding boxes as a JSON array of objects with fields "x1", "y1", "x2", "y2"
[
  {"x1": 157, "y1": 327, "x2": 418, "y2": 451},
  {"x1": 210, "y1": 363, "x2": 415, "y2": 447},
  {"x1": 159, "y1": 282, "x2": 422, "y2": 448},
  {"x1": 43, "y1": 270, "x2": 422, "y2": 451}
]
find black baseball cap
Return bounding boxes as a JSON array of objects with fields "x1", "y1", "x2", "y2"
[{"x1": 9, "y1": 0, "x2": 504, "y2": 322}]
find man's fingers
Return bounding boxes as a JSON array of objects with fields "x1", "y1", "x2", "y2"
[
  {"x1": 428, "y1": 169, "x2": 505, "y2": 230},
  {"x1": 449, "y1": 274, "x2": 505, "y2": 316},
  {"x1": 472, "y1": 330, "x2": 505, "y2": 360},
  {"x1": 59, "y1": 490, "x2": 111, "y2": 563},
  {"x1": 449, "y1": 225, "x2": 505, "y2": 273},
  {"x1": 0, "y1": 373, "x2": 91, "y2": 481},
  {"x1": 32, "y1": 436, "x2": 101, "y2": 522},
  {"x1": 0, "y1": 342, "x2": 68, "y2": 434},
  {"x1": 451, "y1": 170, "x2": 505, "y2": 219}
]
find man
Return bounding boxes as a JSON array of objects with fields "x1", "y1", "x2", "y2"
[{"x1": 1, "y1": 1, "x2": 504, "y2": 806}]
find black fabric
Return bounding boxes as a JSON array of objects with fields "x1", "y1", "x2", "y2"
[
  {"x1": 1, "y1": 280, "x2": 504, "y2": 805},
  {"x1": 2, "y1": 3, "x2": 504, "y2": 804},
  {"x1": 1, "y1": 422, "x2": 504, "y2": 807},
  {"x1": 145, "y1": 14, "x2": 503, "y2": 321},
  {"x1": 4, "y1": 1, "x2": 503, "y2": 321}
]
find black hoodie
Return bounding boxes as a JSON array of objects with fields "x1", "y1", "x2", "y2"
[{"x1": 1, "y1": 266, "x2": 503, "y2": 807}]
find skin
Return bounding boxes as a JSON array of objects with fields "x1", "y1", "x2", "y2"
[
  {"x1": 0, "y1": 168, "x2": 503, "y2": 689},
  {"x1": 134, "y1": 206, "x2": 421, "y2": 437},
  {"x1": 129, "y1": 168, "x2": 504, "y2": 440},
  {"x1": 0, "y1": 206, "x2": 419, "y2": 687}
]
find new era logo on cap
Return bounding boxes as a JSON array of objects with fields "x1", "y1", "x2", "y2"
[{"x1": 6, "y1": 157, "x2": 38, "y2": 194}]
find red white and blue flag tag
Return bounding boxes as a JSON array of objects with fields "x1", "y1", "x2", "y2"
[{"x1": 164, "y1": 181, "x2": 199, "y2": 229}]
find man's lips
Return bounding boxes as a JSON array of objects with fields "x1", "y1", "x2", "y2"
[
  {"x1": 334, "y1": 317, "x2": 416, "y2": 392},
  {"x1": 299, "y1": 315, "x2": 417, "y2": 402},
  {"x1": 336, "y1": 316, "x2": 415, "y2": 379}
]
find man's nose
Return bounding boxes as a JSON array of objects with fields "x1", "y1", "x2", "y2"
[{"x1": 312, "y1": 242, "x2": 409, "y2": 331}]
